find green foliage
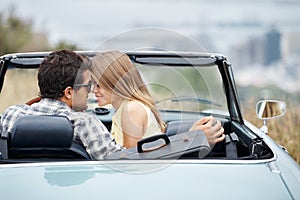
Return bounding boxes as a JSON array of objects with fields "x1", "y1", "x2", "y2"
[
  {"x1": 0, "y1": 7, "x2": 78, "y2": 55},
  {"x1": 0, "y1": 8, "x2": 33, "y2": 54},
  {"x1": 53, "y1": 40, "x2": 78, "y2": 51}
]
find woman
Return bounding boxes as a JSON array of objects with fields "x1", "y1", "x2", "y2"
[{"x1": 91, "y1": 50, "x2": 165, "y2": 148}]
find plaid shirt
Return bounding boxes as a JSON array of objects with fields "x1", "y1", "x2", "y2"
[{"x1": 1, "y1": 98, "x2": 122, "y2": 160}]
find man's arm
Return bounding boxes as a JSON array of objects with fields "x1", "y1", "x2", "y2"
[{"x1": 74, "y1": 115, "x2": 122, "y2": 160}]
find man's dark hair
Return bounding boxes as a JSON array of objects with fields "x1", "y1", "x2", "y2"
[{"x1": 38, "y1": 49, "x2": 91, "y2": 99}]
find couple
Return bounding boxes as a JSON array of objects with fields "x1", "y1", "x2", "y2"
[{"x1": 1, "y1": 49, "x2": 225, "y2": 160}]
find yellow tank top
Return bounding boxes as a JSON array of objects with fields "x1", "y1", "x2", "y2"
[{"x1": 111, "y1": 100, "x2": 161, "y2": 147}]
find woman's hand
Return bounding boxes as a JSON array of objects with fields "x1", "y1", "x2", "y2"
[{"x1": 189, "y1": 116, "x2": 225, "y2": 145}]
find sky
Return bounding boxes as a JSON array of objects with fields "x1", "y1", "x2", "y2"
[
  {"x1": 1, "y1": 0, "x2": 300, "y2": 92},
  {"x1": 1, "y1": 0, "x2": 300, "y2": 51}
]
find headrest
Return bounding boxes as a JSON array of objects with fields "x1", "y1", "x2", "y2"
[{"x1": 10, "y1": 115, "x2": 74, "y2": 148}]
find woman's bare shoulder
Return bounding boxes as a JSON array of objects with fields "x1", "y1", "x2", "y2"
[{"x1": 124, "y1": 100, "x2": 147, "y2": 116}]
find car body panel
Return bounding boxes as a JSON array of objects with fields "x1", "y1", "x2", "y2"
[
  {"x1": 245, "y1": 120, "x2": 300, "y2": 198},
  {"x1": 0, "y1": 160, "x2": 296, "y2": 200}
]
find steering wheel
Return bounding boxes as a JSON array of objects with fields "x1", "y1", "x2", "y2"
[{"x1": 26, "y1": 97, "x2": 42, "y2": 105}]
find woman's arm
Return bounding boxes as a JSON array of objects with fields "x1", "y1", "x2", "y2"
[{"x1": 121, "y1": 101, "x2": 148, "y2": 148}]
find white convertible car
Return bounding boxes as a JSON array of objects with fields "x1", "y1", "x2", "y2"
[{"x1": 0, "y1": 51, "x2": 299, "y2": 199}]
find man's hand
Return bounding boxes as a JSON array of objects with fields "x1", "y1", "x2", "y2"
[{"x1": 189, "y1": 116, "x2": 225, "y2": 145}]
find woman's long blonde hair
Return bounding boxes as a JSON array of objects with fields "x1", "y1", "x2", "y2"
[{"x1": 91, "y1": 50, "x2": 165, "y2": 131}]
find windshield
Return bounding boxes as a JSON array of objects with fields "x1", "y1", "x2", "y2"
[
  {"x1": 136, "y1": 63, "x2": 228, "y2": 120},
  {"x1": 0, "y1": 68, "x2": 39, "y2": 112},
  {"x1": 0, "y1": 63, "x2": 228, "y2": 116},
  {"x1": 0, "y1": 59, "x2": 228, "y2": 121}
]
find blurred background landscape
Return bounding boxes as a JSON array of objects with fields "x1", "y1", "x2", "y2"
[{"x1": 0, "y1": 0, "x2": 299, "y2": 163}]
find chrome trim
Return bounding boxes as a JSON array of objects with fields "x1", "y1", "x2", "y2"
[
  {"x1": 268, "y1": 161, "x2": 281, "y2": 174},
  {"x1": 0, "y1": 157, "x2": 277, "y2": 169}
]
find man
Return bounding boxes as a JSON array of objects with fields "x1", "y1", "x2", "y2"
[
  {"x1": 1, "y1": 49, "x2": 224, "y2": 160},
  {"x1": 1, "y1": 49, "x2": 121, "y2": 160}
]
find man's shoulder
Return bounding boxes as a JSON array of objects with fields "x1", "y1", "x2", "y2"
[
  {"x1": 6, "y1": 103, "x2": 28, "y2": 110},
  {"x1": 1, "y1": 104, "x2": 29, "y2": 129},
  {"x1": 70, "y1": 112, "x2": 108, "y2": 132},
  {"x1": 71, "y1": 112, "x2": 100, "y2": 123},
  {"x1": 2, "y1": 104, "x2": 28, "y2": 115}
]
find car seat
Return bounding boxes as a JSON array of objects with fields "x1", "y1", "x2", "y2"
[{"x1": 7, "y1": 115, "x2": 91, "y2": 160}]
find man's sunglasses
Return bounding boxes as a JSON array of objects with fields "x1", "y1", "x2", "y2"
[{"x1": 73, "y1": 82, "x2": 93, "y2": 92}]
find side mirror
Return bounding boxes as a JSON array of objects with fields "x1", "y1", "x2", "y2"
[
  {"x1": 256, "y1": 100, "x2": 286, "y2": 134},
  {"x1": 256, "y1": 100, "x2": 286, "y2": 120}
]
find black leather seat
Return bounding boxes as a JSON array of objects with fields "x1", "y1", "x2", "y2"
[{"x1": 8, "y1": 115, "x2": 91, "y2": 160}]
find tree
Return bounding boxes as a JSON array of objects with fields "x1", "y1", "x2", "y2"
[
  {"x1": 0, "y1": 6, "x2": 78, "y2": 56},
  {"x1": 0, "y1": 7, "x2": 37, "y2": 54}
]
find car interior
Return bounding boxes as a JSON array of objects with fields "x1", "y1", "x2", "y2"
[{"x1": 0, "y1": 107, "x2": 274, "y2": 163}]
